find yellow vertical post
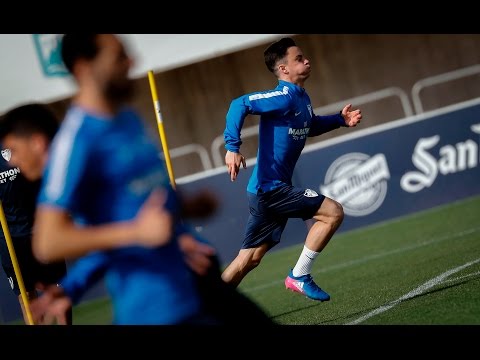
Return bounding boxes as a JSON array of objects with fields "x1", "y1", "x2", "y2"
[{"x1": 147, "y1": 70, "x2": 176, "y2": 189}]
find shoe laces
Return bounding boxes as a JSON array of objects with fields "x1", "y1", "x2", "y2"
[
  {"x1": 302, "y1": 274, "x2": 314, "y2": 285},
  {"x1": 303, "y1": 274, "x2": 323, "y2": 291}
]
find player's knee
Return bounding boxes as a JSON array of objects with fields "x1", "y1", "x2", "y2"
[
  {"x1": 320, "y1": 198, "x2": 344, "y2": 226},
  {"x1": 246, "y1": 256, "x2": 262, "y2": 270},
  {"x1": 247, "y1": 250, "x2": 267, "y2": 270},
  {"x1": 238, "y1": 245, "x2": 267, "y2": 271},
  {"x1": 332, "y1": 201, "x2": 344, "y2": 225}
]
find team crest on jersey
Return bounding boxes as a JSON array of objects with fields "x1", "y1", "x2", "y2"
[
  {"x1": 307, "y1": 104, "x2": 312, "y2": 117},
  {"x1": 1, "y1": 149, "x2": 11, "y2": 162},
  {"x1": 304, "y1": 189, "x2": 318, "y2": 197}
]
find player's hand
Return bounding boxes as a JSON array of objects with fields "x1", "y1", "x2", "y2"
[
  {"x1": 30, "y1": 283, "x2": 72, "y2": 325},
  {"x1": 225, "y1": 150, "x2": 246, "y2": 182},
  {"x1": 134, "y1": 189, "x2": 173, "y2": 247},
  {"x1": 341, "y1": 104, "x2": 362, "y2": 127},
  {"x1": 178, "y1": 234, "x2": 216, "y2": 276}
]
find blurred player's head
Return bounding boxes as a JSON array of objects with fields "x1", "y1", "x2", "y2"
[
  {"x1": 0, "y1": 103, "x2": 59, "y2": 181},
  {"x1": 61, "y1": 34, "x2": 136, "y2": 106}
]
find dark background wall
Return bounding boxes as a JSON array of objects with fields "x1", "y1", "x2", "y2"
[{"x1": 47, "y1": 34, "x2": 480, "y2": 178}]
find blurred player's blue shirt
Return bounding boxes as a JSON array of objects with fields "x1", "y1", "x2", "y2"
[
  {"x1": 38, "y1": 106, "x2": 203, "y2": 324},
  {"x1": 224, "y1": 80, "x2": 345, "y2": 194}
]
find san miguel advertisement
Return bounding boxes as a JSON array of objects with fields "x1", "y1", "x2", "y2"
[{"x1": 180, "y1": 98, "x2": 480, "y2": 264}]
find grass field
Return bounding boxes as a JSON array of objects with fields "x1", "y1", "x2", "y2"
[{"x1": 7, "y1": 194, "x2": 480, "y2": 325}]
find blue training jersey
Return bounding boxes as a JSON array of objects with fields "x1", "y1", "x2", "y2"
[
  {"x1": 38, "y1": 105, "x2": 203, "y2": 324},
  {"x1": 224, "y1": 80, "x2": 346, "y2": 194}
]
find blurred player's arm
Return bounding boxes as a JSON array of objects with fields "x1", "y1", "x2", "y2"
[
  {"x1": 33, "y1": 189, "x2": 173, "y2": 263},
  {"x1": 174, "y1": 188, "x2": 220, "y2": 275},
  {"x1": 30, "y1": 251, "x2": 109, "y2": 325}
]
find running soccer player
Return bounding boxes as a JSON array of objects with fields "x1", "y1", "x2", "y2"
[{"x1": 222, "y1": 37, "x2": 362, "y2": 301}]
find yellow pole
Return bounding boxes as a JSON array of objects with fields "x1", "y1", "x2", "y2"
[
  {"x1": 0, "y1": 201, "x2": 34, "y2": 325},
  {"x1": 147, "y1": 70, "x2": 176, "y2": 189}
]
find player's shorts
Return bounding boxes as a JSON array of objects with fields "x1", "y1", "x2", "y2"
[
  {"x1": 0, "y1": 235, "x2": 67, "y2": 296},
  {"x1": 242, "y1": 183, "x2": 325, "y2": 249}
]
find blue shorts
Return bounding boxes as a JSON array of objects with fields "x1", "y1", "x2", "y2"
[{"x1": 242, "y1": 184, "x2": 325, "y2": 249}]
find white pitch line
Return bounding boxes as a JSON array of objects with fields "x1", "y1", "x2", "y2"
[
  {"x1": 444, "y1": 271, "x2": 480, "y2": 283},
  {"x1": 345, "y1": 258, "x2": 480, "y2": 325}
]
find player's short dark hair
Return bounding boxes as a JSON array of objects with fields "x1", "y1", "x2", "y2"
[
  {"x1": 61, "y1": 34, "x2": 99, "y2": 74},
  {"x1": 264, "y1": 37, "x2": 297, "y2": 74},
  {"x1": 0, "y1": 103, "x2": 59, "y2": 143}
]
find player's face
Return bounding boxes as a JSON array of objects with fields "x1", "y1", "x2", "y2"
[
  {"x1": 92, "y1": 34, "x2": 135, "y2": 103},
  {"x1": 1, "y1": 134, "x2": 45, "y2": 181},
  {"x1": 284, "y1": 46, "x2": 311, "y2": 81}
]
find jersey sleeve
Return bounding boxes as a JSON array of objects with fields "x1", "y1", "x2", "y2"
[
  {"x1": 37, "y1": 118, "x2": 91, "y2": 211},
  {"x1": 59, "y1": 251, "x2": 110, "y2": 304},
  {"x1": 308, "y1": 112, "x2": 347, "y2": 137},
  {"x1": 224, "y1": 87, "x2": 293, "y2": 153}
]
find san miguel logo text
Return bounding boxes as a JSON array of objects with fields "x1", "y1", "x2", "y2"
[{"x1": 401, "y1": 124, "x2": 480, "y2": 193}]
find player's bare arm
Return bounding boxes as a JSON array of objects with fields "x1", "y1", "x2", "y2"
[{"x1": 33, "y1": 189, "x2": 174, "y2": 263}]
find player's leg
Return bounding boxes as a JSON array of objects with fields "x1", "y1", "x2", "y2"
[
  {"x1": 304, "y1": 197, "x2": 344, "y2": 253},
  {"x1": 221, "y1": 244, "x2": 270, "y2": 288},
  {"x1": 184, "y1": 224, "x2": 274, "y2": 324},
  {"x1": 221, "y1": 190, "x2": 287, "y2": 287},
  {"x1": 197, "y1": 252, "x2": 274, "y2": 325},
  {"x1": 286, "y1": 190, "x2": 344, "y2": 301}
]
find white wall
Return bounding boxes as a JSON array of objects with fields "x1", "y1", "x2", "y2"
[{"x1": 0, "y1": 34, "x2": 290, "y2": 114}]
